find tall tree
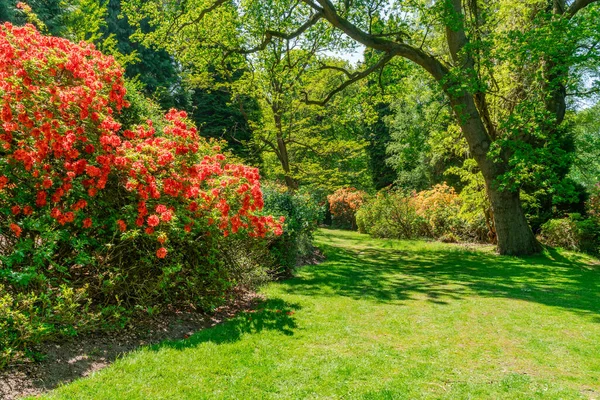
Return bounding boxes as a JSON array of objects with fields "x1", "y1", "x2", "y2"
[{"x1": 124, "y1": 0, "x2": 371, "y2": 191}]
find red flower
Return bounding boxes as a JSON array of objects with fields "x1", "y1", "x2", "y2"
[
  {"x1": 116, "y1": 219, "x2": 126, "y2": 232},
  {"x1": 11, "y1": 205, "x2": 20, "y2": 215},
  {"x1": 0, "y1": 176, "x2": 9, "y2": 190},
  {"x1": 147, "y1": 215, "x2": 160, "y2": 227},
  {"x1": 36, "y1": 191, "x2": 47, "y2": 206},
  {"x1": 10, "y1": 223, "x2": 22, "y2": 237},
  {"x1": 156, "y1": 247, "x2": 167, "y2": 258},
  {"x1": 160, "y1": 210, "x2": 173, "y2": 222},
  {"x1": 83, "y1": 218, "x2": 92, "y2": 228}
]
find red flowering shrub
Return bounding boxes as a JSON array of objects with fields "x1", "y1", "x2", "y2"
[
  {"x1": 0, "y1": 23, "x2": 284, "y2": 365},
  {"x1": 0, "y1": 23, "x2": 281, "y2": 255},
  {"x1": 327, "y1": 187, "x2": 368, "y2": 229}
]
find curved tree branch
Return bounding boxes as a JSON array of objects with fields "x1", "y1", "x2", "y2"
[
  {"x1": 232, "y1": 11, "x2": 323, "y2": 55},
  {"x1": 567, "y1": 0, "x2": 600, "y2": 18},
  {"x1": 302, "y1": 51, "x2": 396, "y2": 106},
  {"x1": 304, "y1": 0, "x2": 449, "y2": 80},
  {"x1": 174, "y1": 0, "x2": 229, "y2": 34}
]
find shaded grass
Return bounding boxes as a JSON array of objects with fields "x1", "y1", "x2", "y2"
[{"x1": 38, "y1": 229, "x2": 600, "y2": 399}]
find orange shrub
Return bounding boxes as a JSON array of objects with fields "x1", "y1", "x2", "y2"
[
  {"x1": 328, "y1": 187, "x2": 368, "y2": 229},
  {"x1": 412, "y1": 183, "x2": 462, "y2": 238}
]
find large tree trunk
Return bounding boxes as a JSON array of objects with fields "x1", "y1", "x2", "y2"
[
  {"x1": 446, "y1": 91, "x2": 541, "y2": 255},
  {"x1": 441, "y1": 0, "x2": 541, "y2": 255},
  {"x1": 485, "y1": 184, "x2": 541, "y2": 255}
]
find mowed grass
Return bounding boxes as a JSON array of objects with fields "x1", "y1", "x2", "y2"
[{"x1": 39, "y1": 229, "x2": 600, "y2": 399}]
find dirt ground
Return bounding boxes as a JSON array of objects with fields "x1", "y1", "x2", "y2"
[{"x1": 0, "y1": 292, "x2": 262, "y2": 400}]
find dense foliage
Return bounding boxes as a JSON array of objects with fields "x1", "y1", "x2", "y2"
[
  {"x1": 356, "y1": 184, "x2": 489, "y2": 243},
  {"x1": 1, "y1": 0, "x2": 599, "y2": 375},
  {"x1": 0, "y1": 23, "x2": 283, "y2": 367},
  {"x1": 262, "y1": 183, "x2": 323, "y2": 277},
  {"x1": 538, "y1": 214, "x2": 599, "y2": 254}
]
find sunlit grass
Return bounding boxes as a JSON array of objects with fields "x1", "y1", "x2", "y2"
[{"x1": 39, "y1": 229, "x2": 600, "y2": 399}]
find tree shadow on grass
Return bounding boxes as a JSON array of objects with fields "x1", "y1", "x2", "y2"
[
  {"x1": 151, "y1": 298, "x2": 301, "y2": 351},
  {"x1": 281, "y1": 233, "x2": 600, "y2": 320},
  {"x1": 0, "y1": 297, "x2": 301, "y2": 400}
]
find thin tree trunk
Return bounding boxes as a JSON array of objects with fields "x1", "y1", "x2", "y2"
[{"x1": 274, "y1": 112, "x2": 298, "y2": 191}]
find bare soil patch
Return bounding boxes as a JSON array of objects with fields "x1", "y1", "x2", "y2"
[{"x1": 0, "y1": 291, "x2": 262, "y2": 400}]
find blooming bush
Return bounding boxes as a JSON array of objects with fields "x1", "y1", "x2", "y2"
[
  {"x1": 356, "y1": 189, "x2": 429, "y2": 239},
  {"x1": 327, "y1": 187, "x2": 368, "y2": 229},
  {"x1": 356, "y1": 184, "x2": 489, "y2": 242},
  {"x1": 0, "y1": 23, "x2": 282, "y2": 366}
]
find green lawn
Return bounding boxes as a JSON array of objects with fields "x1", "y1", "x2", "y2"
[{"x1": 39, "y1": 229, "x2": 600, "y2": 399}]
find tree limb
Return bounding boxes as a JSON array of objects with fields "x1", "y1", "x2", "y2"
[
  {"x1": 174, "y1": 0, "x2": 229, "y2": 34},
  {"x1": 302, "y1": 51, "x2": 396, "y2": 105},
  {"x1": 567, "y1": 0, "x2": 600, "y2": 18},
  {"x1": 233, "y1": 11, "x2": 323, "y2": 55},
  {"x1": 305, "y1": 0, "x2": 449, "y2": 80}
]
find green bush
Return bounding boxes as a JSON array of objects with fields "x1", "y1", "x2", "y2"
[
  {"x1": 356, "y1": 190, "x2": 428, "y2": 239},
  {"x1": 262, "y1": 184, "x2": 323, "y2": 277},
  {"x1": 0, "y1": 283, "x2": 129, "y2": 369},
  {"x1": 538, "y1": 214, "x2": 600, "y2": 254}
]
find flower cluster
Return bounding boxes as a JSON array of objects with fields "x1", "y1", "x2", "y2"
[
  {"x1": 0, "y1": 23, "x2": 282, "y2": 258},
  {"x1": 327, "y1": 187, "x2": 368, "y2": 229},
  {"x1": 114, "y1": 110, "x2": 284, "y2": 245}
]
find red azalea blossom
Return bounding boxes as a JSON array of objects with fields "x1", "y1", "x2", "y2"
[
  {"x1": 156, "y1": 247, "x2": 167, "y2": 258},
  {"x1": 147, "y1": 215, "x2": 160, "y2": 227},
  {"x1": 10, "y1": 223, "x2": 22, "y2": 237},
  {"x1": 0, "y1": 22, "x2": 284, "y2": 261},
  {"x1": 160, "y1": 210, "x2": 172, "y2": 222},
  {"x1": 116, "y1": 219, "x2": 127, "y2": 232}
]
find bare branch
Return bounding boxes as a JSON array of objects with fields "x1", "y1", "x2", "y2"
[
  {"x1": 234, "y1": 11, "x2": 323, "y2": 55},
  {"x1": 303, "y1": 52, "x2": 396, "y2": 106},
  {"x1": 318, "y1": 64, "x2": 354, "y2": 78},
  {"x1": 174, "y1": 0, "x2": 228, "y2": 34}
]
